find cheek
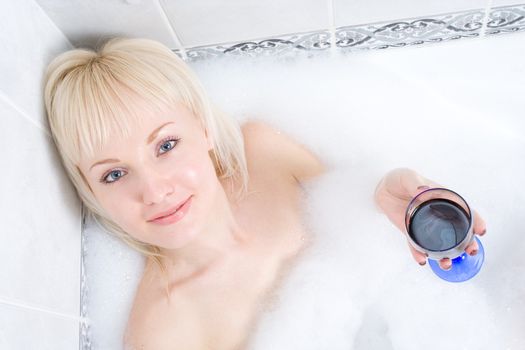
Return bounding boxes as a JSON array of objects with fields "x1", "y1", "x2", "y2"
[
  {"x1": 176, "y1": 153, "x2": 219, "y2": 192},
  {"x1": 89, "y1": 183, "x2": 141, "y2": 234},
  {"x1": 101, "y1": 195, "x2": 141, "y2": 232}
]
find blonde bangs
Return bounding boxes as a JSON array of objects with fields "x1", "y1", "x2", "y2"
[{"x1": 55, "y1": 54, "x2": 183, "y2": 164}]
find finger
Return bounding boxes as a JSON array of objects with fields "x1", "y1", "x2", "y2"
[
  {"x1": 407, "y1": 241, "x2": 428, "y2": 266},
  {"x1": 414, "y1": 185, "x2": 430, "y2": 197},
  {"x1": 384, "y1": 168, "x2": 430, "y2": 200},
  {"x1": 439, "y1": 258, "x2": 452, "y2": 270},
  {"x1": 400, "y1": 169, "x2": 442, "y2": 198},
  {"x1": 465, "y1": 238, "x2": 479, "y2": 256},
  {"x1": 472, "y1": 210, "x2": 487, "y2": 236}
]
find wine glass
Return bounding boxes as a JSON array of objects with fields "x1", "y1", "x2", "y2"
[{"x1": 404, "y1": 188, "x2": 484, "y2": 282}]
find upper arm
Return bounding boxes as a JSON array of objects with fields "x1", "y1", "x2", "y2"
[{"x1": 241, "y1": 120, "x2": 327, "y2": 183}]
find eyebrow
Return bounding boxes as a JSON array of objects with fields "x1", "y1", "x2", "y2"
[{"x1": 89, "y1": 122, "x2": 175, "y2": 171}]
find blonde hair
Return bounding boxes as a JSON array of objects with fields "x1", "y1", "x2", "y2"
[{"x1": 44, "y1": 37, "x2": 249, "y2": 267}]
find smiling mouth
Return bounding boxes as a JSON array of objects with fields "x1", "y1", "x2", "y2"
[{"x1": 149, "y1": 197, "x2": 189, "y2": 221}]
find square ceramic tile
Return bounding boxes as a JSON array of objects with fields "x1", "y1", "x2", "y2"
[
  {"x1": 161, "y1": 0, "x2": 329, "y2": 48},
  {"x1": 0, "y1": 303, "x2": 79, "y2": 350},
  {"x1": 0, "y1": 99, "x2": 81, "y2": 315},
  {"x1": 334, "y1": 0, "x2": 487, "y2": 27},
  {"x1": 0, "y1": 0, "x2": 71, "y2": 129},
  {"x1": 36, "y1": 0, "x2": 180, "y2": 49}
]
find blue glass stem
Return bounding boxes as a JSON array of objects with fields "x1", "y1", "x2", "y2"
[{"x1": 427, "y1": 236, "x2": 485, "y2": 282}]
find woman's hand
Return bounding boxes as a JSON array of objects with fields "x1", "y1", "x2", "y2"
[{"x1": 374, "y1": 168, "x2": 487, "y2": 270}]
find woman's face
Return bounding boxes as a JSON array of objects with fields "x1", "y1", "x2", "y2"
[{"x1": 78, "y1": 101, "x2": 221, "y2": 250}]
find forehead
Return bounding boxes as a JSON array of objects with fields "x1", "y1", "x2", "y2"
[
  {"x1": 126, "y1": 100, "x2": 195, "y2": 131},
  {"x1": 79, "y1": 100, "x2": 198, "y2": 163}
]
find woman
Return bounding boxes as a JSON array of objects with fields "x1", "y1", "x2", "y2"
[{"x1": 43, "y1": 37, "x2": 486, "y2": 349}]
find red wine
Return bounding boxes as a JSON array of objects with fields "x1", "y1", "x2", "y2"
[{"x1": 408, "y1": 198, "x2": 470, "y2": 251}]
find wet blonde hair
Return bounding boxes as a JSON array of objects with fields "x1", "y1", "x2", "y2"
[{"x1": 44, "y1": 37, "x2": 249, "y2": 267}]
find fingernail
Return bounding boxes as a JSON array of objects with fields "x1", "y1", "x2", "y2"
[
  {"x1": 441, "y1": 259, "x2": 452, "y2": 270},
  {"x1": 469, "y1": 250, "x2": 478, "y2": 256},
  {"x1": 419, "y1": 261, "x2": 426, "y2": 266},
  {"x1": 480, "y1": 228, "x2": 487, "y2": 235},
  {"x1": 417, "y1": 185, "x2": 430, "y2": 190}
]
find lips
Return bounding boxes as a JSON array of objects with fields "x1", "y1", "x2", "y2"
[{"x1": 147, "y1": 197, "x2": 190, "y2": 222}]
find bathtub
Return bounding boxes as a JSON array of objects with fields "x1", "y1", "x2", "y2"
[
  {"x1": 82, "y1": 28, "x2": 525, "y2": 350},
  {"x1": 2, "y1": 1, "x2": 525, "y2": 348}
]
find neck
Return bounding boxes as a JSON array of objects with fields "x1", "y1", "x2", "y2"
[{"x1": 155, "y1": 178, "x2": 247, "y2": 284}]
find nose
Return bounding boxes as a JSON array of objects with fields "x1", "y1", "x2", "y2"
[{"x1": 140, "y1": 172, "x2": 174, "y2": 205}]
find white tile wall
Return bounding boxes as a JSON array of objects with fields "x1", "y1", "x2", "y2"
[
  {"x1": 0, "y1": 0, "x2": 82, "y2": 348},
  {"x1": 35, "y1": 0, "x2": 180, "y2": 49},
  {"x1": 160, "y1": 0, "x2": 329, "y2": 48},
  {"x1": 32, "y1": 0, "x2": 525, "y2": 51},
  {"x1": 334, "y1": 0, "x2": 488, "y2": 27},
  {"x1": 0, "y1": 100, "x2": 81, "y2": 314},
  {"x1": 0, "y1": 303, "x2": 79, "y2": 350},
  {"x1": 0, "y1": 0, "x2": 71, "y2": 128}
]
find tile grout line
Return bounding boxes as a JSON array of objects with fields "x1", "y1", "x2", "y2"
[
  {"x1": 155, "y1": 0, "x2": 188, "y2": 60},
  {"x1": 0, "y1": 295, "x2": 89, "y2": 325},
  {"x1": 32, "y1": 0, "x2": 73, "y2": 48},
  {"x1": 0, "y1": 90, "x2": 51, "y2": 137},
  {"x1": 480, "y1": 0, "x2": 494, "y2": 38},
  {"x1": 327, "y1": 0, "x2": 337, "y2": 53}
]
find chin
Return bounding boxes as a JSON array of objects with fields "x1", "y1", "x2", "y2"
[{"x1": 155, "y1": 228, "x2": 200, "y2": 250}]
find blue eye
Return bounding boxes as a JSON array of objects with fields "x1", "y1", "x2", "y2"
[
  {"x1": 158, "y1": 137, "x2": 180, "y2": 155},
  {"x1": 102, "y1": 169, "x2": 126, "y2": 184}
]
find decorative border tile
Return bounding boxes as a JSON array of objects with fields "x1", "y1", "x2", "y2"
[
  {"x1": 486, "y1": 4, "x2": 525, "y2": 35},
  {"x1": 79, "y1": 205, "x2": 91, "y2": 350},
  {"x1": 178, "y1": 4, "x2": 525, "y2": 61},
  {"x1": 335, "y1": 9, "x2": 485, "y2": 52},
  {"x1": 184, "y1": 31, "x2": 332, "y2": 61}
]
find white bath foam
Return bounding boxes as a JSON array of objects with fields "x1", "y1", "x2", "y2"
[
  {"x1": 83, "y1": 33, "x2": 525, "y2": 349},
  {"x1": 247, "y1": 163, "x2": 507, "y2": 350},
  {"x1": 83, "y1": 219, "x2": 144, "y2": 349},
  {"x1": 190, "y1": 43, "x2": 525, "y2": 349}
]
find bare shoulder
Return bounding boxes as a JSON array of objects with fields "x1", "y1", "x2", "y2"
[
  {"x1": 124, "y1": 292, "x2": 202, "y2": 350},
  {"x1": 122, "y1": 284, "x2": 163, "y2": 350},
  {"x1": 240, "y1": 120, "x2": 327, "y2": 183},
  {"x1": 123, "y1": 272, "x2": 202, "y2": 350}
]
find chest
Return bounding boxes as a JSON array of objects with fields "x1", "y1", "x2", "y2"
[
  {"x1": 167, "y1": 240, "x2": 303, "y2": 350},
  {"x1": 194, "y1": 169, "x2": 308, "y2": 308},
  {"x1": 166, "y1": 186, "x2": 306, "y2": 345},
  {"x1": 129, "y1": 152, "x2": 310, "y2": 349}
]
